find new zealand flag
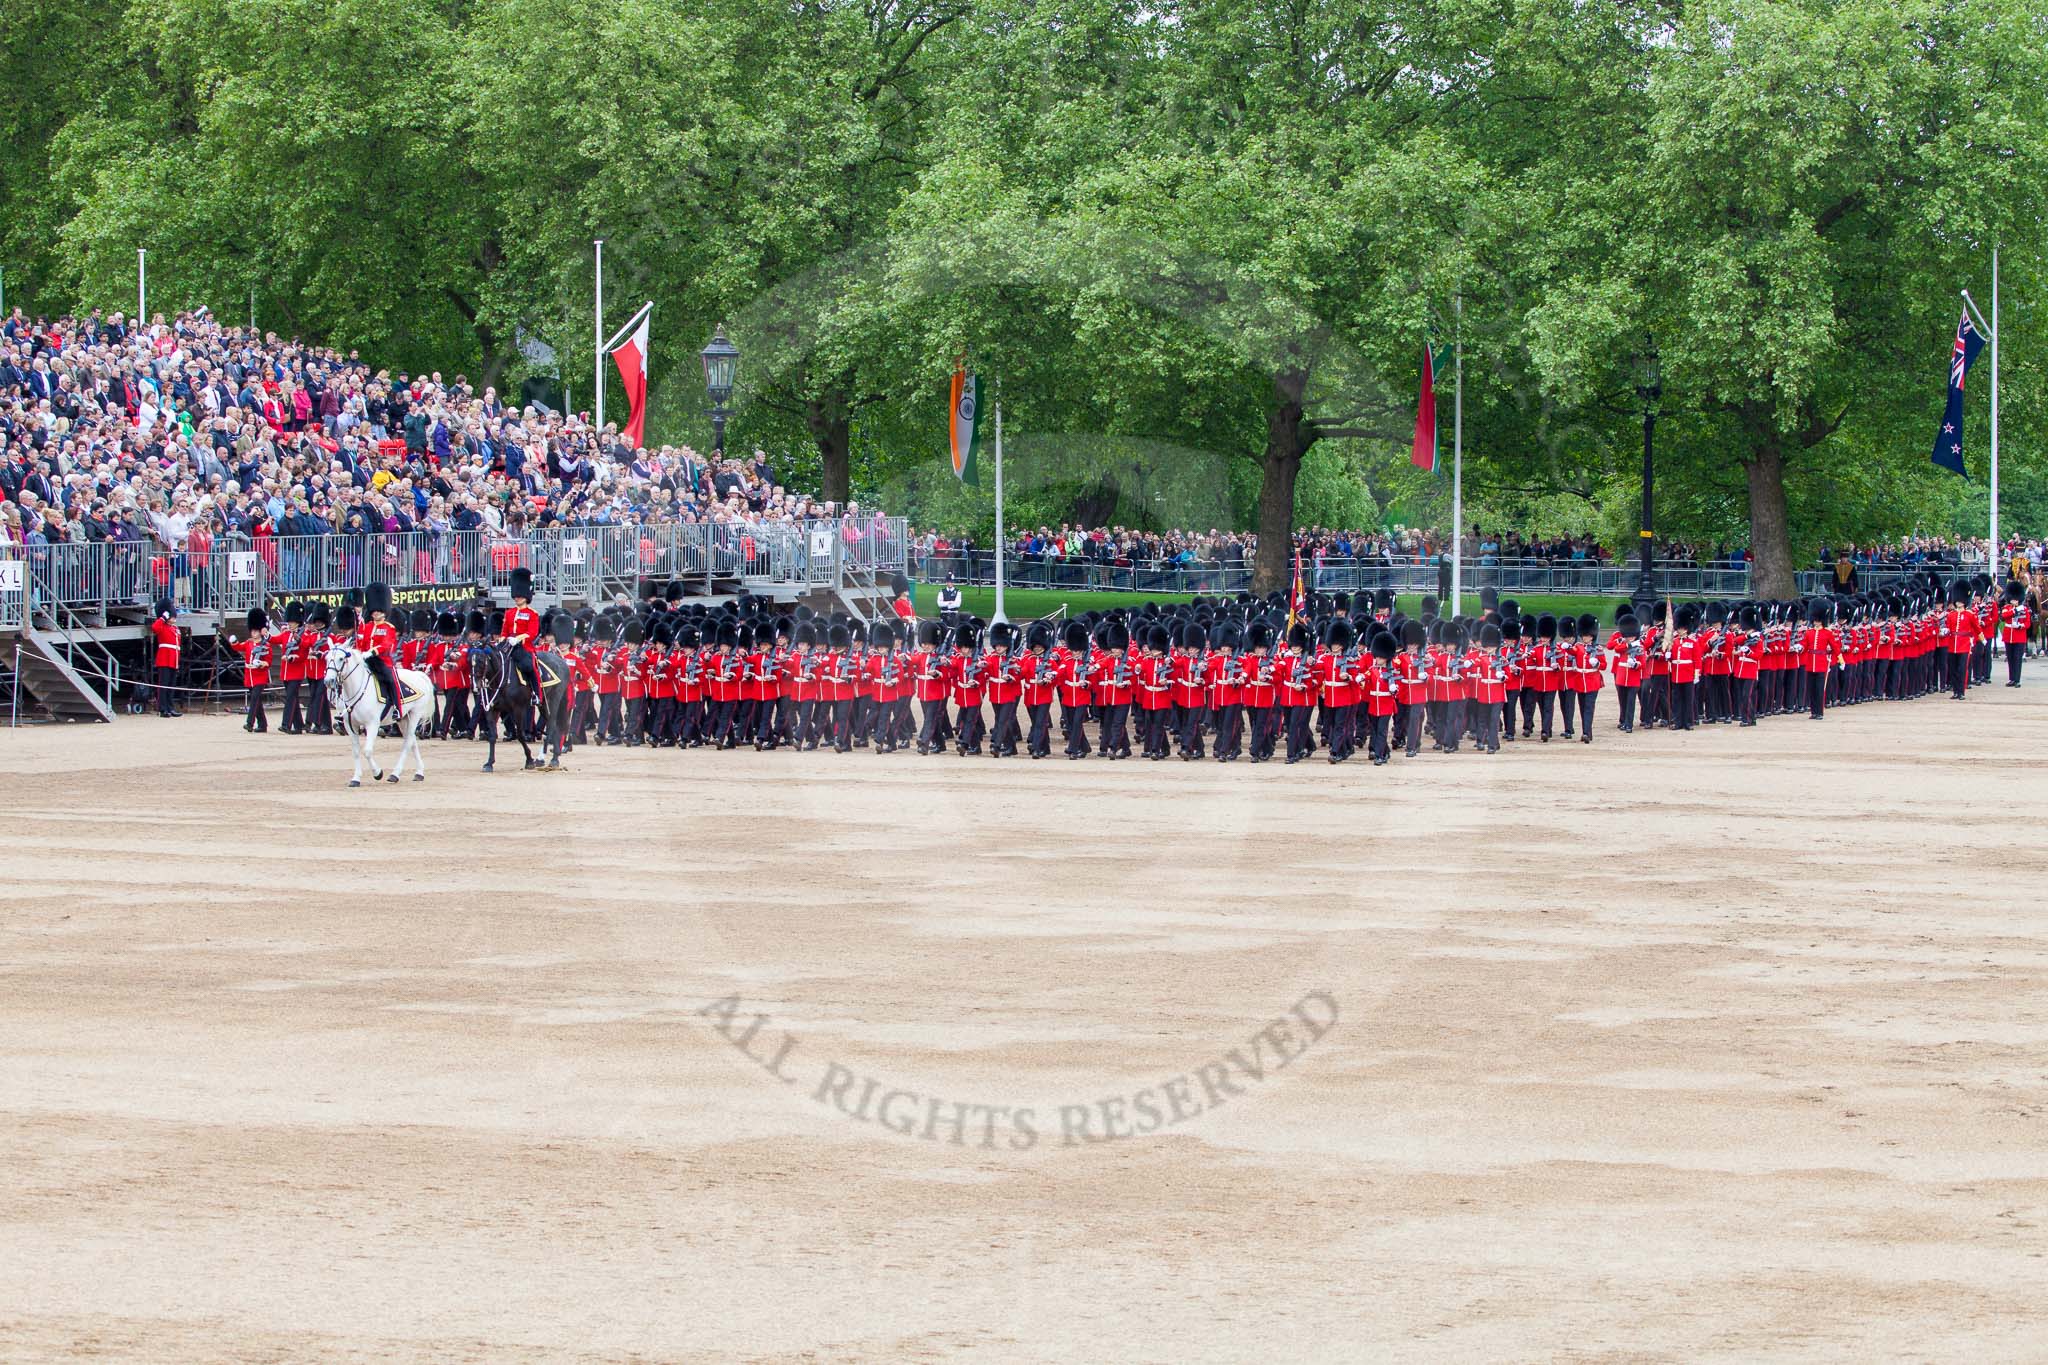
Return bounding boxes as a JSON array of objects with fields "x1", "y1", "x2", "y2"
[{"x1": 1931, "y1": 311, "x2": 1984, "y2": 477}]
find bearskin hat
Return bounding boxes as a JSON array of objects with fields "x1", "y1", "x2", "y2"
[
  {"x1": 2007, "y1": 578, "x2": 2025, "y2": 602},
  {"x1": 1370, "y1": 629, "x2": 1397, "y2": 661},
  {"x1": 1212, "y1": 621, "x2": 1242, "y2": 651},
  {"x1": 1025, "y1": 622, "x2": 1052, "y2": 651},
  {"x1": 1479, "y1": 622, "x2": 1502, "y2": 648},
  {"x1": 149, "y1": 595, "x2": 173, "y2": 619},
  {"x1": 1247, "y1": 620, "x2": 1273, "y2": 650},
  {"x1": 1676, "y1": 603, "x2": 1700, "y2": 630},
  {"x1": 1060, "y1": 620, "x2": 1087, "y2": 652},
  {"x1": 436, "y1": 611, "x2": 460, "y2": 636},
  {"x1": 955, "y1": 622, "x2": 979, "y2": 650},
  {"x1": 1501, "y1": 618, "x2": 1521, "y2": 643},
  {"x1": 466, "y1": 609, "x2": 490, "y2": 636},
  {"x1": 246, "y1": 606, "x2": 267, "y2": 633},
  {"x1": 1536, "y1": 612, "x2": 1557, "y2": 640},
  {"x1": 1619, "y1": 615, "x2": 1641, "y2": 639},
  {"x1": 1577, "y1": 613, "x2": 1598, "y2": 639},
  {"x1": 1400, "y1": 619, "x2": 1425, "y2": 649},
  {"x1": 1286, "y1": 623, "x2": 1311, "y2": 651},
  {"x1": 283, "y1": 600, "x2": 305, "y2": 625},
  {"x1": 1327, "y1": 617, "x2": 1354, "y2": 650},
  {"x1": 508, "y1": 567, "x2": 534, "y2": 601},
  {"x1": 623, "y1": 620, "x2": 645, "y2": 645},
  {"x1": 335, "y1": 604, "x2": 358, "y2": 632}
]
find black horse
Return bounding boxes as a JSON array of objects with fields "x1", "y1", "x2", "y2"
[{"x1": 470, "y1": 640, "x2": 572, "y2": 771}]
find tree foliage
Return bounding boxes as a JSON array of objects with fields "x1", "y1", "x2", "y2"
[{"x1": 9, "y1": 0, "x2": 2046, "y2": 589}]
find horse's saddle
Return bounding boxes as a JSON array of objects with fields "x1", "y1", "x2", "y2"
[
  {"x1": 536, "y1": 658, "x2": 567, "y2": 691},
  {"x1": 399, "y1": 679, "x2": 426, "y2": 706}
]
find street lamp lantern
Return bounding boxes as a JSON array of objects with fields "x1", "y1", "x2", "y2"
[
  {"x1": 700, "y1": 323, "x2": 738, "y2": 455},
  {"x1": 1633, "y1": 343, "x2": 1661, "y2": 613}
]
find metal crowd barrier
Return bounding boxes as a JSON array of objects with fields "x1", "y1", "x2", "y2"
[
  {"x1": 4, "y1": 518, "x2": 912, "y2": 625},
  {"x1": 906, "y1": 552, "x2": 1985, "y2": 600},
  {"x1": 5, "y1": 531, "x2": 1979, "y2": 630}
]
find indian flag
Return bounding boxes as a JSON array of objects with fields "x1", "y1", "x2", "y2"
[{"x1": 949, "y1": 366, "x2": 981, "y2": 487}]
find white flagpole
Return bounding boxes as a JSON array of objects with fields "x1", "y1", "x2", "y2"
[
  {"x1": 137, "y1": 249, "x2": 147, "y2": 322},
  {"x1": 1991, "y1": 243, "x2": 2000, "y2": 573},
  {"x1": 593, "y1": 239, "x2": 605, "y2": 432},
  {"x1": 1452, "y1": 292, "x2": 1463, "y2": 619},
  {"x1": 993, "y1": 378, "x2": 1007, "y2": 627}
]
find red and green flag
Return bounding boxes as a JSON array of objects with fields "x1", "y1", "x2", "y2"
[{"x1": 1411, "y1": 341, "x2": 1438, "y2": 472}]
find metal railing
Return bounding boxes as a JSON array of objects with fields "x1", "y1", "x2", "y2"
[
  {"x1": 1, "y1": 518, "x2": 910, "y2": 625},
  {"x1": 906, "y1": 552, "x2": 1974, "y2": 600}
]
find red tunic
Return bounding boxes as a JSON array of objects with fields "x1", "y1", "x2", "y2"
[
  {"x1": 233, "y1": 635, "x2": 271, "y2": 687},
  {"x1": 501, "y1": 606, "x2": 541, "y2": 647},
  {"x1": 150, "y1": 617, "x2": 182, "y2": 669}
]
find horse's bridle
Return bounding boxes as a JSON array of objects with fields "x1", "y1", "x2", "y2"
[
  {"x1": 473, "y1": 643, "x2": 506, "y2": 713},
  {"x1": 328, "y1": 650, "x2": 374, "y2": 732}
]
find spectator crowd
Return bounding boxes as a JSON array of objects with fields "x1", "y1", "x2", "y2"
[{"x1": 0, "y1": 307, "x2": 893, "y2": 572}]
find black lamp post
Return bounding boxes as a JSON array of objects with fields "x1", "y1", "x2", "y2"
[
  {"x1": 1632, "y1": 345, "x2": 1661, "y2": 614},
  {"x1": 700, "y1": 323, "x2": 739, "y2": 457}
]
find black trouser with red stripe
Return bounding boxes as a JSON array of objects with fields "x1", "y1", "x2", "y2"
[
  {"x1": 1246, "y1": 705, "x2": 1274, "y2": 760},
  {"x1": 919, "y1": 698, "x2": 949, "y2": 751},
  {"x1": 1062, "y1": 701, "x2": 1092, "y2": 757}
]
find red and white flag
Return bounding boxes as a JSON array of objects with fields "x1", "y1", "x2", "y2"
[{"x1": 606, "y1": 302, "x2": 653, "y2": 448}]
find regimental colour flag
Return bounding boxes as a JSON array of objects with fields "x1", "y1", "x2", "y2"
[
  {"x1": 1288, "y1": 547, "x2": 1306, "y2": 630},
  {"x1": 607, "y1": 302, "x2": 653, "y2": 449},
  {"x1": 949, "y1": 365, "x2": 981, "y2": 487},
  {"x1": 1411, "y1": 341, "x2": 1438, "y2": 472},
  {"x1": 1931, "y1": 310, "x2": 1984, "y2": 477}
]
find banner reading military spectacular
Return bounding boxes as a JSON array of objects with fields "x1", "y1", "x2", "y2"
[
  {"x1": 274, "y1": 583, "x2": 483, "y2": 611},
  {"x1": 949, "y1": 366, "x2": 981, "y2": 488}
]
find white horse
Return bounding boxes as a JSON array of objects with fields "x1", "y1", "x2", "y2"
[{"x1": 324, "y1": 642, "x2": 432, "y2": 787}]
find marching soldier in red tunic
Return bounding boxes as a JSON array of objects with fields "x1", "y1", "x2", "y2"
[
  {"x1": 985, "y1": 623, "x2": 1025, "y2": 757},
  {"x1": 1207, "y1": 621, "x2": 1244, "y2": 762},
  {"x1": 1363, "y1": 630, "x2": 1399, "y2": 764},
  {"x1": 2000, "y1": 579, "x2": 2031, "y2": 686},
  {"x1": 1240, "y1": 621, "x2": 1278, "y2": 761},
  {"x1": 1091, "y1": 621, "x2": 1133, "y2": 759},
  {"x1": 276, "y1": 600, "x2": 308, "y2": 733},
  {"x1": 1022, "y1": 623, "x2": 1056, "y2": 759},
  {"x1": 1056, "y1": 620, "x2": 1094, "y2": 759},
  {"x1": 1393, "y1": 619, "x2": 1428, "y2": 758},
  {"x1": 233, "y1": 607, "x2": 272, "y2": 732},
  {"x1": 302, "y1": 602, "x2": 333, "y2": 732},
  {"x1": 1469, "y1": 623, "x2": 1506, "y2": 755}
]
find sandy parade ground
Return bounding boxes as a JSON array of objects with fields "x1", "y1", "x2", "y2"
[{"x1": 4, "y1": 688, "x2": 2048, "y2": 1362}]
